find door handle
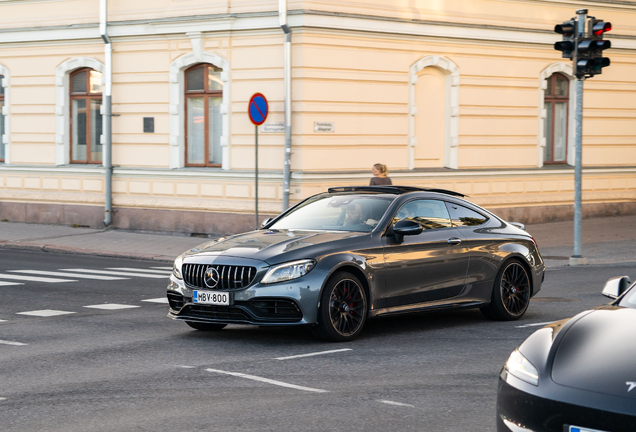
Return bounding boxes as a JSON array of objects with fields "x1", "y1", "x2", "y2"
[{"x1": 447, "y1": 237, "x2": 462, "y2": 245}]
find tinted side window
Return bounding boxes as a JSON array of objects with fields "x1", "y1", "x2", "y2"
[
  {"x1": 445, "y1": 203, "x2": 488, "y2": 227},
  {"x1": 393, "y1": 199, "x2": 452, "y2": 231}
]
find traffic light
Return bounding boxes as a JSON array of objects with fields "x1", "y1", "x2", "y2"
[
  {"x1": 554, "y1": 20, "x2": 576, "y2": 58},
  {"x1": 589, "y1": 19, "x2": 611, "y2": 75},
  {"x1": 556, "y1": 14, "x2": 612, "y2": 79}
]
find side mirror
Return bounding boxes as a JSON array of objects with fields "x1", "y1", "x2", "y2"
[
  {"x1": 260, "y1": 218, "x2": 273, "y2": 229},
  {"x1": 602, "y1": 276, "x2": 632, "y2": 299},
  {"x1": 393, "y1": 220, "x2": 423, "y2": 237}
]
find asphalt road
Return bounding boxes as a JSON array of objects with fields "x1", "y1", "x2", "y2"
[{"x1": 1, "y1": 248, "x2": 634, "y2": 432}]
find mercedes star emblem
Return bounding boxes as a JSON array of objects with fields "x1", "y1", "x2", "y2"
[{"x1": 204, "y1": 267, "x2": 220, "y2": 289}]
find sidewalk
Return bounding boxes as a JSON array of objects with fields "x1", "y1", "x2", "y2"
[{"x1": 0, "y1": 215, "x2": 634, "y2": 267}]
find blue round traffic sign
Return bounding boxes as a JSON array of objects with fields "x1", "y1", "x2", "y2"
[{"x1": 248, "y1": 93, "x2": 269, "y2": 126}]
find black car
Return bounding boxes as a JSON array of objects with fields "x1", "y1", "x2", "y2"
[
  {"x1": 497, "y1": 275, "x2": 636, "y2": 432},
  {"x1": 167, "y1": 186, "x2": 545, "y2": 341}
]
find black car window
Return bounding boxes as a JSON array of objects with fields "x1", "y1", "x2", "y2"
[
  {"x1": 445, "y1": 202, "x2": 488, "y2": 227},
  {"x1": 393, "y1": 199, "x2": 452, "y2": 231},
  {"x1": 618, "y1": 284, "x2": 636, "y2": 309}
]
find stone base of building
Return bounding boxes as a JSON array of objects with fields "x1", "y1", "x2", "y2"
[
  {"x1": 0, "y1": 201, "x2": 276, "y2": 235},
  {"x1": 0, "y1": 201, "x2": 634, "y2": 235}
]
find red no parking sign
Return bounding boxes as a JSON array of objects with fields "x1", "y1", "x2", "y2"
[{"x1": 248, "y1": 93, "x2": 269, "y2": 126}]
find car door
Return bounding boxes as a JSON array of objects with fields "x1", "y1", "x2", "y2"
[
  {"x1": 444, "y1": 201, "x2": 497, "y2": 298},
  {"x1": 382, "y1": 199, "x2": 470, "y2": 308}
]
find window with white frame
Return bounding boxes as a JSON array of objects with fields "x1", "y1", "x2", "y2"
[
  {"x1": 184, "y1": 63, "x2": 223, "y2": 167},
  {"x1": 70, "y1": 68, "x2": 103, "y2": 164},
  {"x1": 0, "y1": 74, "x2": 4, "y2": 162},
  {"x1": 543, "y1": 73, "x2": 569, "y2": 164}
]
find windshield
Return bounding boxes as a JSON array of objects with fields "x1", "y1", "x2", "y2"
[
  {"x1": 269, "y1": 194, "x2": 394, "y2": 232},
  {"x1": 618, "y1": 283, "x2": 636, "y2": 309}
]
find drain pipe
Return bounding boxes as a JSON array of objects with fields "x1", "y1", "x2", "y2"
[
  {"x1": 280, "y1": 0, "x2": 292, "y2": 211},
  {"x1": 100, "y1": 0, "x2": 113, "y2": 226}
]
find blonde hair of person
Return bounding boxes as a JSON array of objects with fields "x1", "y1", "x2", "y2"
[{"x1": 373, "y1": 163, "x2": 389, "y2": 177}]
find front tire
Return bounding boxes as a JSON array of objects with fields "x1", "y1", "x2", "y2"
[
  {"x1": 481, "y1": 259, "x2": 531, "y2": 321},
  {"x1": 186, "y1": 321, "x2": 227, "y2": 331},
  {"x1": 313, "y1": 271, "x2": 367, "y2": 342}
]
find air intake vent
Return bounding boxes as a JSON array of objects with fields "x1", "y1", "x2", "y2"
[{"x1": 182, "y1": 264, "x2": 257, "y2": 290}]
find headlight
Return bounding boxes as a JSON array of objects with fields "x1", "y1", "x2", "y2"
[
  {"x1": 261, "y1": 259, "x2": 316, "y2": 284},
  {"x1": 172, "y1": 255, "x2": 184, "y2": 280},
  {"x1": 505, "y1": 349, "x2": 539, "y2": 386}
]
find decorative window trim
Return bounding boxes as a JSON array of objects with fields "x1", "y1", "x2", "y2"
[
  {"x1": 408, "y1": 56, "x2": 460, "y2": 170},
  {"x1": 0, "y1": 64, "x2": 10, "y2": 164},
  {"x1": 169, "y1": 50, "x2": 230, "y2": 169},
  {"x1": 538, "y1": 63, "x2": 576, "y2": 167},
  {"x1": 55, "y1": 57, "x2": 105, "y2": 166}
]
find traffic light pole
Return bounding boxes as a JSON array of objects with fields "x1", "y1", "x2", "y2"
[{"x1": 570, "y1": 9, "x2": 588, "y2": 266}]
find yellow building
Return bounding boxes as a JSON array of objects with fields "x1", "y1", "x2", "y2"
[{"x1": 0, "y1": 0, "x2": 634, "y2": 234}]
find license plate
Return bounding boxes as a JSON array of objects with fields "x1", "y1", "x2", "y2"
[
  {"x1": 569, "y1": 426, "x2": 609, "y2": 432},
  {"x1": 193, "y1": 290, "x2": 230, "y2": 306}
]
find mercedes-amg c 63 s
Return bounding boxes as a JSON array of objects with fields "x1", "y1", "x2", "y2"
[
  {"x1": 497, "y1": 275, "x2": 636, "y2": 432},
  {"x1": 167, "y1": 186, "x2": 545, "y2": 341}
]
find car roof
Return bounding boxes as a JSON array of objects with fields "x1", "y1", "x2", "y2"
[{"x1": 327, "y1": 186, "x2": 467, "y2": 198}]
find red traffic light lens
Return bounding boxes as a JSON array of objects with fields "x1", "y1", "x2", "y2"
[{"x1": 593, "y1": 22, "x2": 612, "y2": 36}]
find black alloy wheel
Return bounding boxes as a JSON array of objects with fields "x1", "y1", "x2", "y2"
[
  {"x1": 313, "y1": 271, "x2": 367, "y2": 342},
  {"x1": 481, "y1": 259, "x2": 531, "y2": 321},
  {"x1": 186, "y1": 321, "x2": 227, "y2": 331}
]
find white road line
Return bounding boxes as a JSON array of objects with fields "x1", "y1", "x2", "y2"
[
  {"x1": 9, "y1": 270, "x2": 127, "y2": 280},
  {"x1": 151, "y1": 267, "x2": 173, "y2": 270},
  {"x1": 142, "y1": 298, "x2": 169, "y2": 304},
  {"x1": 0, "y1": 340, "x2": 27, "y2": 346},
  {"x1": 106, "y1": 267, "x2": 171, "y2": 275},
  {"x1": 60, "y1": 269, "x2": 167, "y2": 279},
  {"x1": 0, "y1": 319, "x2": 7, "y2": 322},
  {"x1": 274, "y1": 348, "x2": 353, "y2": 360},
  {"x1": 83, "y1": 304, "x2": 141, "y2": 310},
  {"x1": 515, "y1": 321, "x2": 557, "y2": 328},
  {"x1": 16, "y1": 310, "x2": 76, "y2": 317},
  {"x1": 205, "y1": 368, "x2": 329, "y2": 393},
  {"x1": 0, "y1": 273, "x2": 76, "y2": 283},
  {"x1": 0, "y1": 281, "x2": 23, "y2": 286},
  {"x1": 176, "y1": 365, "x2": 195, "y2": 369},
  {"x1": 0, "y1": 397, "x2": 6, "y2": 401},
  {"x1": 377, "y1": 400, "x2": 415, "y2": 408}
]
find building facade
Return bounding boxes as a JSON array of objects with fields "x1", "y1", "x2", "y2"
[{"x1": 0, "y1": 0, "x2": 634, "y2": 234}]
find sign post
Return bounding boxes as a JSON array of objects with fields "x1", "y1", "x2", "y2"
[{"x1": 248, "y1": 93, "x2": 269, "y2": 230}]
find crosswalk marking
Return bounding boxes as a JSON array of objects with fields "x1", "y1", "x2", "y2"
[
  {"x1": 0, "y1": 340, "x2": 27, "y2": 346},
  {"x1": 0, "y1": 281, "x2": 23, "y2": 286},
  {"x1": 9, "y1": 270, "x2": 128, "y2": 281},
  {"x1": 107, "y1": 267, "x2": 171, "y2": 275},
  {"x1": 0, "y1": 273, "x2": 76, "y2": 283},
  {"x1": 60, "y1": 269, "x2": 167, "y2": 279},
  {"x1": 142, "y1": 298, "x2": 169, "y2": 304},
  {"x1": 83, "y1": 304, "x2": 141, "y2": 310},
  {"x1": 17, "y1": 310, "x2": 76, "y2": 317}
]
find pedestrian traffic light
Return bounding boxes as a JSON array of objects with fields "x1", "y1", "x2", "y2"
[{"x1": 554, "y1": 20, "x2": 576, "y2": 58}]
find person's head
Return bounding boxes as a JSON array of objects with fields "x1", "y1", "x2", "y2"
[
  {"x1": 372, "y1": 163, "x2": 388, "y2": 177},
  {"x1": 344, "y1": 203, "x2": 364, "y2": 225}
]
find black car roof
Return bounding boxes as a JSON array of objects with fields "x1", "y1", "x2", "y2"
[{"x1": 327, "y1": 186, "x2": 466, "y2": 198}]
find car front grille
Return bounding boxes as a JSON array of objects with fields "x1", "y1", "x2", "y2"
[
  {"x1": 183, "y1": 264, "x2": 257, "y2": 290},
  {"x1": 249, "y1": 299, "x2": 303, "y2": 319},
  {"x1": 167, "y1": 292, "x2": 186, "y2": 311},
  {"x1": 186, "y1": 305, "x2": 251, "y2": 321}
]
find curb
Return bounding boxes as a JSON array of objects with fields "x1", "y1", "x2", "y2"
[{"x1": 0, "y1": 241, "x2": 176, "y2": 263}]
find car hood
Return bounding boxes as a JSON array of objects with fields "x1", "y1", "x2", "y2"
[
  {"x1": 551, "y1": 307, "x2": 636, "y2": 399},
  {"x1": 184, "y1": 229, "x2": 369, "y2": 264}
]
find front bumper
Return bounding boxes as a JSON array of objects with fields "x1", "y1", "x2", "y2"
[
  {"x1": 166, "y1": 265, "x2": 323, "y2": 326},
  {"x1": 497, "y1": 378, "x2": 636, "y2": 432}
]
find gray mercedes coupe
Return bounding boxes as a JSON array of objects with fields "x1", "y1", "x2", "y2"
[{"x1": 167, "y1": 186, "x2": 545, "y2": 341}]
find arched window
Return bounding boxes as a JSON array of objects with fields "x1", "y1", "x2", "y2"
[
  {"x1": 0, "y1": 74, "x2": 4, "y2": 162},
  {"x1": 543, "y1": 73, "x2": 569, "y2": 164},
  {"x1": 185, "y1": 63, "x2": 223, "y2": 167},
  {"x1": 70, "y1": 68, "x2": 103, "y2": 164}
]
